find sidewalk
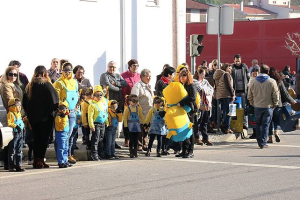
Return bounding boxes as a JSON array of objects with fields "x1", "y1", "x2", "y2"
[{"x1": 21, "y1": 129, "x2": 250, "y2": 162}]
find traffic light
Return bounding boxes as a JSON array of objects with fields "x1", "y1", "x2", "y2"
[{"x1": 190, "y1": 34, "x2": 204, "y2": 57}]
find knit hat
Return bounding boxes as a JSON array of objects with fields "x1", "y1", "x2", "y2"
[
  {"x1": 93, "y1": 85, "x2": 103, "y2": 95},
  {"x1": 108, "y1": 100, "x2": 118, "y2": 107},
  {"x1": 58, "y1": 101, "x2": 69, "y2": 109},
  {"x1": 8, "y1": 98, "x2": 21, "y2": 107}
]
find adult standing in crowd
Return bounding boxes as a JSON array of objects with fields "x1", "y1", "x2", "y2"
[
  {"x1": 267, "y1": 67, "x2": 296, "y2": 143},
  {"x1": 155, "y1": 64, "x2": 171, "y2": 84},
  {"x1": 53, "y1": 62, "x2": 79, "y2": 164},
  {"x1": 248, "y1": 64, "x2": 279, "y2": 149},
  {"x1": 193, "y1": 67, "x2": 214, "y2": 146},
  {"x1": 131, "y1": 69, "x2": 153, "y2": 151},
  {"x1": 8, "y1": 60, "x2": 29, "y2": 93},
  {"x1": 100, "y1": 61, "x2": 128, "y2": 149},
  {"x1": 282, "y1": 65, "x2": 294, "y2": 85},
  {"x1": 214, "y1": 63, "x2": 235, "y2": 134},
  {"x1": 295, "y1": 69, "x2": 300, "y2": 99},
  {"x1": 155, "y1": 66, "x2": 175, "y2": 97},
  {"x1": 23, "y1": 65, "x2": 59, "y2": 168},
  {"x1": 73, "y1": 65, "x2": 92, "y2": 91},
  {"x1": 0, "y1": 66, "x2": 23, "y2": 170},
  {"x1": 248, "y1": 59, "x2": 259, "y2": 74},
  {"x1": 48, "y1": 58, "x2": 61, "y2": 83},
  {"x1": 0, "y1": 66, "x2": 23, "y2": 112},
  {"x1": 231, "y1": 54, "x2": 249, "y2": 129},
  {"x1": 121, "y1": 59, "x2": 140, "y2": 147},
  {"x1": 100, "y1": 61, "x2": 128, "y2": 109},
  {"x1": 177, "y1": 67, "x2": 197, "y2": 158}
]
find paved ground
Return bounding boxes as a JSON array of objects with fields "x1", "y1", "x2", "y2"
[{"x1": 1, "y1": 131, "x2": 300, "y2": 200}]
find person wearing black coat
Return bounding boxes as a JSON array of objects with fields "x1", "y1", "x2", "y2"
[
  {"x1": 176, "y1": 69, "x2": 197, "y2": 158},
  {"x1": 23, "y1": 66, "x2": 59, "y2": 169},
  {"x1": 155, "y1": 66, "x2": 175, "y2": 97}
]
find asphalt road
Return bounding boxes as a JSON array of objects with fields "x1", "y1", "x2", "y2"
[{"x1": 1, "y1": 131, "x2": 300, "y2": 200}]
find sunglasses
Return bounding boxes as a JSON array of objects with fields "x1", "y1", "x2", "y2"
[
  {"x1": 179, "y1": 73, "x2": 187, "y2": 77},
  {"x1": 8, "y1": 73, "x2": 18, "y2": 77},
  {"x1": 94, "y1": 94, "x2": 103, "y2": 98},
  {"x1": 131, "y1": 99, "x2": 138, "y2": 103}
]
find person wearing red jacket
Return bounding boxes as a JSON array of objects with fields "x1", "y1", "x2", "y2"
[{"x1": 121, "y1": 59, "x2": 140, "y2": 147}]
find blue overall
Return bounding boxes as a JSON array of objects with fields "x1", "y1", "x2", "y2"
[
  {"x1": 93, "y1": 102, "x2": 108, "y2": 124},
  {"x1": 149, "y1": 108, "x2": 167, "y2": 136},
  {"x1": 8, "y1": 114, "x2": 24, "y2": 167},
  {"x1": 55, "y1": 116, "x2": 69, "y2": 164},
  {"x1": 105, "y1": 112, "x2": 118, "y2": 156},
  {"x1": 127, "y1": 106, "x2": 141, "y2": 133},
  {"x1": 91, "y1": 100, "x2": 108, "y2": 157}
]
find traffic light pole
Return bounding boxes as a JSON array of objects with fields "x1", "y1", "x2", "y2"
[
  {"x1": 191, "y1": 56, "x2": 196, "y2": 74},
  {"x1": 217, "y1": 6, "x2": 221, "y2": 133}
]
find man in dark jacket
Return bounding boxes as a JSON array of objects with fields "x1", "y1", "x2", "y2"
[
  {"x1": 231, "y1": 54, "x2": 250, "y2": 129},
  {"x1": 100, "y1": 61, "x2": 128, "y2": 110}
]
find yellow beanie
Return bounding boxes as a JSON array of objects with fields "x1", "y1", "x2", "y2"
[
  {"x1": 108, "y1": 100, "x2": 118, "y2": 107},
  {"x1": 93, "y1": 85, "x2": 103, "y2": 95},
  {"x1": 8, "y1": 98, "x2": 20, "y2": 107},
  {"x1": 59, "y1": 101, "x2": 69, "y2": 108}
]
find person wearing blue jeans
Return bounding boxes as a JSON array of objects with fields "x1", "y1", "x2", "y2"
[
  {"x1": 254, "y1": 107, "x2": 273, "y2": 148},
  {"x1": 247, "y1": 64, "x2": 279, "y2": 149},
  {"x1": 219, "y1": 98, "x2": 233, "y2": 133},
  {"x1": 68, "y1": 107, "x2": 81, "y2": 162}
]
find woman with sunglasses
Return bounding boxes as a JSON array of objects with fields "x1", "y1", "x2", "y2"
[
  {"x1": 176, "y1": 65, "x2": 198, "y2": 158},
  {"x1": 0, "y1": 66, "x2": 23, "y2": 112}
]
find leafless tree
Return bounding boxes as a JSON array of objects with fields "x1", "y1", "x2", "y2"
[{"x1": 285, "y1": 32, "x2": 300, "y2": 57}]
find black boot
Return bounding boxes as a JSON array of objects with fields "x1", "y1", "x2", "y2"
[
  {"x1": 156, "y1": 149, "x2": 161, "y2": 157},
  {"x1": 145, "y1": 149, "x2": 150, "y2": 157},
  {"x1": 133, "y1": 148, "x2": 138, "y2": 158},
  {"x1": 129, "y1": 148, "x2": 134, "y2": 158}
]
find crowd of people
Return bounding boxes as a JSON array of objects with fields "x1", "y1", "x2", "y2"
[{"x1": 0, "y1": 54, "x2": 299, "y2": 172}]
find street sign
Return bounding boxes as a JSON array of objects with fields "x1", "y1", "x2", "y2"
[{"x1": 207, "y1": 6, "x2": 234, "y2": 35}]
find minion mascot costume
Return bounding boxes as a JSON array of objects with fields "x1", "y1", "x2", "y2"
[{"x1": 163, "y1": 64, "x2": 200, "y2": 158}]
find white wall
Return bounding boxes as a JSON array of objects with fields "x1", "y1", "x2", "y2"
[
  {"x1": 0, "y1": 0, "x2": 186, "y2": 88},
  {"x1": 190, "y1": 9, "x2": 201, "y2": 22}
]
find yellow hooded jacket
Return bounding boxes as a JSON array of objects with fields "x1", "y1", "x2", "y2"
[
  {"x1": 55, "y1": 101, "x2": 69, "y2": 132},
  {"x1": 81, "y1": 98, "x2": 92, "y2": 126},
  {"x1": 7, "y1": 99, "x2": 23, "y2": 129},
  {"x1": 53, "y1": 71, "x2": 78, "y2": 110}
]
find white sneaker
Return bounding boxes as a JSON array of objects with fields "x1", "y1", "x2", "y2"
[{"x1": 27, "y1": 160, "x2": 34, "y2": 165}]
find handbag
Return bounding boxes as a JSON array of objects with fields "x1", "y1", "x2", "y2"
[{"x1": 199, "y1": 91, "x2": 210, "y2": 111}]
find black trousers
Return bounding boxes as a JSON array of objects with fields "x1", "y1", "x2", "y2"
[
  {"x1": 31, "y1": 117, "x2": 54, "y2": 159},
  {"x1": 194, "y1": 110, "x2": 210, "y2": 141},
  {"x1": 91, "y1": 123, "x2": 105, "y2": 157},
  {"x1": 148, "y1": 134, "x2": 162, "y2": 152},
  {"x1": 129, "y1": 132, "x2": 139, "y2": 149}
]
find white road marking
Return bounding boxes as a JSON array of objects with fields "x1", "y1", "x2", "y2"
[
  {"x1": 0, "y1": 160, "x2": 132, "y2": 179},
  {"x1": 160, "y1": 158, "x2": 300, "y2": 170},
  {"x1": 226, "y1": 143, "x2": 300, "y2": 148}
]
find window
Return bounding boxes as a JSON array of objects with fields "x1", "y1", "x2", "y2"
[
  {"x1": 272, "y1": 1, "x2": 276, "y2": 4},
  {"x1": 146, "y1": 0, "x2": 159, "y2": 7},
  {"x1": 283, "y1": 2, "x2": 287, "y2": 4}
]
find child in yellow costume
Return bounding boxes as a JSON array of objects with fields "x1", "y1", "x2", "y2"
[
  {"x1": 88, "y1": 85, "x2": 109, "y2": 161},
  {"x1": 81, "y1": 87, "x2": 93, "y2": 148},
  {"x1": 105, "y1": 100, "x2": 122, "y2": 159},
  {"x1": 55, "y1": 101, "x2": 71, "y2": 168},
  {"x1": 144, "y1": 96, "x2": 167, "y2": 157},
  {"x1": 123, "y1": 94, "x2": 145, "y2": 158},
  {"x1": 7, "y1": 98, "x2": 25, "y2": 172}
]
